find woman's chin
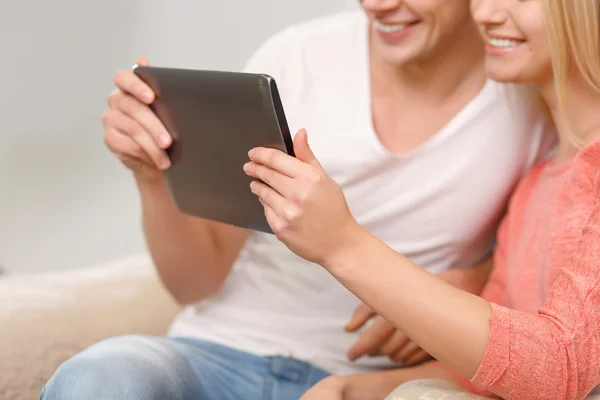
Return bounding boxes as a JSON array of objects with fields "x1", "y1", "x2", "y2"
[{"x1": 485, "y1": 68, "x2": 524, "y2": 84}]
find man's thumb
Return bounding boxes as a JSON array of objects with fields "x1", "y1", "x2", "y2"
[
  {"x1": 293, "y1": 129, "x2": 321, "y2": 168},
  {"x1": 136, "y1": 57, "x2": 150, "y2": 67}
]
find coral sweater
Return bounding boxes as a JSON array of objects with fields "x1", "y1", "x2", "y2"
[{"x1": 462, "y1": 140, "x2": 600, "y2": 399}]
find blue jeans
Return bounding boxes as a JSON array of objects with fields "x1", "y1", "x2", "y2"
[{"x1": 40, "y1": 335, "x2": 330, "y2": 400}]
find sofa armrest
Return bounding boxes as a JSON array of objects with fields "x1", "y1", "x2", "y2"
[{"x1": 0, "y1": 254, "x2": 181, "y2": 400}]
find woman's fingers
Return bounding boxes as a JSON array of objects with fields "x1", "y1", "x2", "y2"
[
  {"x1": 250, "y1": 181, "x2": 301, "y2": 228},
  {"x1": 248, "y1": 147, "x2": 313, "y2": 179},
  {"x1": 244, "y1": 161, "x2": 296, "y2": 198}
]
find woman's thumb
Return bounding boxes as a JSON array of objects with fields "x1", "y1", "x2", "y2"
[{"x1": 293, "y1": 129, "x2": 321, "y2": 168}]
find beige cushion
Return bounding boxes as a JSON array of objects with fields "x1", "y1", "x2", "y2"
[
  {"x1": 386, "y1": 379, "x2": 600, "y2": 399},
  {"x1": 385, "y1": 379, "x2": 493, "y2": 400},
  {"x1": 0, "y1": 254, "x2": 180, "y2": 400}
]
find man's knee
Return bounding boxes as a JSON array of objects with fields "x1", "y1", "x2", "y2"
[{"x1": 41, "y1": 335, "x2": 191, "y2": 400}]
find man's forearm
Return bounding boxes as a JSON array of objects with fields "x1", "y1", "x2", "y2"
[{"x1": 136, "y1": 174, "x2": 249, "y2": 304}]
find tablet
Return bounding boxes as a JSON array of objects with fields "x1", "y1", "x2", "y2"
[{"x1": 133, "y1": 66, "x2": 295, "y2": 233}]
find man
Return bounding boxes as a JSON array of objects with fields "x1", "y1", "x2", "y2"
[{"x1": 41, "y1": 1, "x2": 552, "y2": 399}]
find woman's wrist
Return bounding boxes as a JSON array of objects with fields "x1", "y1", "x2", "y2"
[{"x1": 321, "y1": 221, "x2": 375, "y2": 273}]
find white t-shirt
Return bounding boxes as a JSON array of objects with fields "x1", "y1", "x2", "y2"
[{"x1": 169, "y1": 11, "x2": 554, "y2": 375}]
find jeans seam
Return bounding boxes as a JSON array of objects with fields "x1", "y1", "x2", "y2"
[{"x1": 262, "y1": 374, "x2": 275, "y2": 400}]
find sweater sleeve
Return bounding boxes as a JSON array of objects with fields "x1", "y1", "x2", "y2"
[{"x1": 472, "y1": 199, "x2": 600, "y2": 399}]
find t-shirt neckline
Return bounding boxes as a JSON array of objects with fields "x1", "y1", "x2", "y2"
[{"x1": 355, "y1": 12, "x2": 497, "y2": 160}]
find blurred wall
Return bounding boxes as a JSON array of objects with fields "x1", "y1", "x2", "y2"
[{"x1": 0, "y1": 0, "x2": 355, "y2": 273}]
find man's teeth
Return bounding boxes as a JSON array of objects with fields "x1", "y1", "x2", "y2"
[
  {"x1": 488, "y1": 38, "x2": 522, "y2": 48},
  {"x1": 374, "y1": 20, "x2": 407, "y2": 33}
]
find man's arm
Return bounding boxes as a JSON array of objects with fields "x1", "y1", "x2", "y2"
[
  {"x1": 137, "y1": 174, "x2": 251, "y2": 305},
  {"x1": 103, "y1": 57, "x2": 255, "y2": 306}
]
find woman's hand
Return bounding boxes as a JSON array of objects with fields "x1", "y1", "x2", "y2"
[{"x1": 244, "y1": 129, "x2": 367, "y2": 267}]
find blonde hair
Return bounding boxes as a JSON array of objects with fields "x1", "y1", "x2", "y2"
[{"x1": 544, "y1": 0, "x2": 600, "y2": 146}]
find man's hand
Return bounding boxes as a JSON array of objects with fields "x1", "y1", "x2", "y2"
[
  {"x1": 346, "y1": 258, "x2": 494, "y2": 365},
  {"x1": 346, "y1": 303, "x2": 430, "y2": 366},
  {"x1": 102, "y1": 57, "x2": 172, "y2": 181}
]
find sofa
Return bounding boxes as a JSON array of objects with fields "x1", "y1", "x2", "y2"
[
  {"x1": 3, "y1": 255, "x2": 599, "y2": 400},
  {"x1": 0, "y1": 254, "x2": 181, "y2": 400}
]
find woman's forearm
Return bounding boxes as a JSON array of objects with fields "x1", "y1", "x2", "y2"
[
  {"x1": 324, "y1": 228, "x2": 493, "y2": 378},
  {"x1": 243, "y1": 142, "x2": 493, "y2": 377}
]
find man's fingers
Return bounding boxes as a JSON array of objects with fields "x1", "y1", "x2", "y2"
[
  {"x1": 108, "y1": 92, "x2": 172, "y2": 150},
  {"x1": 345, "y1": 303, "x2": 376, "y2": 332},
  {"x1": 136, "y1": 57, "x2": 150, "y2": 67},
  {"x1": 404, "y1": 349, "x2": 432, "y2": 367},
  {"x1": 347, "y1": 317, "x2": 395, "y2": 361},
  {"x1": 391, "y1": 340, "x2": 422, "y2": 363},
  {"x1": 103, "y1": 127, "x2": 152, "y2": 166},
  {"x1": 102, "y1": 109, "x2": 170, "y2": 170},
  {"x1": 114, "y1": 68, "x2": 155, "y2": 104},
  {"x1": 378, "y1": 331, "x2": 411, "y2": 358}
]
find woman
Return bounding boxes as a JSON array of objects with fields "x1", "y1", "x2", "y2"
[{"x1": 244, "y1": 0, "x2": 600, "y2": 398}]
